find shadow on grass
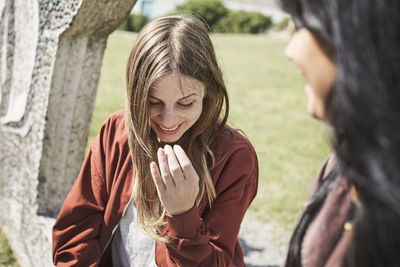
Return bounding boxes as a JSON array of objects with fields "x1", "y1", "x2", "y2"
[{"x1": 239, "y1": 237, "x2": 279, "y2": 267}]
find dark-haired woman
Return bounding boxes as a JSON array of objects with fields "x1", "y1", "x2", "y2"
[
  {"x1": 52, "y1": 15, "x2": 258, "y2": 266},
  {"x1": 280, "y1": 0, "x2": 400, "y2": 266}
]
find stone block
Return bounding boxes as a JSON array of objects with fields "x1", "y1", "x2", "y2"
[{"x1": 0, "y1": 0, "x2": 137, "y2": 265}]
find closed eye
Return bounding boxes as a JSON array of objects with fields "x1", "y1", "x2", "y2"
[
  {"x1": 178, "y1": 102, "x2": 194, "y2": 107},
  {"x1": 148, "y1": 101, "x2": 161, "y2": 106}
]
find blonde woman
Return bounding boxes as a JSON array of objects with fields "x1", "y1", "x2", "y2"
[{"x1": 52, "y1": 15, "x2": 258, "y2": 266}]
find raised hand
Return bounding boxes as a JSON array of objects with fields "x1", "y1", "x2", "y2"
[{"x1": 150, "y1": 145, "x2": 200, "y2": 215}]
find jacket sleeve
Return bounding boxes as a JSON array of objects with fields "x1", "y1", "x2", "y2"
[
  {"x1": 156, "y1": 141, "x2": 259, "y2": 266},
  {"x1": 52, "y1": 121, "x2": 110, "y2": 267}
]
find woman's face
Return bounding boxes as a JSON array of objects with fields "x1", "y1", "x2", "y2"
[
  {"x1": 285, "y1": 28, "x2": 336, "y2": 120},
  {"x1": 148, "y1": 72, "x2": 205, "y2": 143}
]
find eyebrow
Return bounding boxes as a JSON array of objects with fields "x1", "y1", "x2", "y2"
[{"x1": 149, "y1": 93, "x2": 197, "y2": 101}]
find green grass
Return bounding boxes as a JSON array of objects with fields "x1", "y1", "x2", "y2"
[
  {"x1": 92, "y1": 31, "x2": 330, "y2": 232},
  {"x1": 0, "y1": 229, "x2": 19, "y2": 267},
  {"x1": 213, "y1": 34, "x2": 331, "y2": 231}
]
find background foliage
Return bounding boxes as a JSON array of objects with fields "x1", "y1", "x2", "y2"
[
  {"x1": 118, "y1": 13, "x2": 150, "y2": 32},
  {"x1": 175, "y1": 0, "x2": 228, "y2": 31},
  {"x1": 214, "y1": 10, "x2": 272, "y2": 33},
  {"x1": 120, "y1": 0, "x2": 278, "y2": 34}
]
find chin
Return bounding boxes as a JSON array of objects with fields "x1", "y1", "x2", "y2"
[
  {"x1": 159, "y1": 138, "x2": 179, "y2": 144},
  {"x1": 157, "y1": 134, "x2": 183, "y2": 144},
  {"x1": 307, "y1": 106, "x2": 325, "y2": 121}
]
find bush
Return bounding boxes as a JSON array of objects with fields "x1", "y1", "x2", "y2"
[
  {"x1": 273, "y1": 17, "x2": 291, "y2": 31},
  {"x1": 118, "y1": 19, "x2": 129, "y2": 31},
  {"x1": 118, "y1": 13, "x2": 150, "y2": 32},
  {"x1": 175, "y1": 0, "x2": 228, "y2": 30},
  {"x1": 214, "y1": 10, "x2": 272, "y2": 34},
  {"x1": 130, "y1": 14, "x2": 150, "y2": 32}
]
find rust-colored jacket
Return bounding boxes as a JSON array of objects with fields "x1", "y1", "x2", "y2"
[{"x1": 52, "y1": 110, "x2": 258, "y2": 267}]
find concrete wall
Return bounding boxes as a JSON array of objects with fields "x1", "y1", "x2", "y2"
[{"x1": 0, "y1": 0, "x2": 136, "y2": 265}]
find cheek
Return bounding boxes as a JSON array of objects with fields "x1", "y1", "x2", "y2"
[
  {"x1": 286, "y1": 36, "x2": 310, "y2": 65},
  {"x1": 191, "y1": 103, "x2": 203, "y2": 121},
  {"x1": 148, "y1": 106, "x2": 159, "y2": 119},
  {"x1": 182, "y1": 103, "x2": 203, "y2": 124},
  {"x1": 309, "y1": 61, "x2": 335, "y2": 100}
]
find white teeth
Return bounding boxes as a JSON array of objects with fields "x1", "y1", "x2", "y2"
[{"x1": 158, "y1": 124, "x2": 179, "y2": 131}]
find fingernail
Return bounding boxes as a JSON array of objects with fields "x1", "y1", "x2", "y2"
[{"x1": 164, "y1": 145, "x2": 172, "y2": 153}]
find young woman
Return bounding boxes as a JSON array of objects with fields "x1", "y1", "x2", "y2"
[
  {"x1": 280, "y1": 0, "x2": 400, "y2": 266},
  {"x1": 52, "y1": 15, "x2": 258, "y2": 266}
]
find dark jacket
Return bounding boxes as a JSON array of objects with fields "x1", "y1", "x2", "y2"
[{"x1": 284, "y1": 154, "x2": 356, "y2": 267}]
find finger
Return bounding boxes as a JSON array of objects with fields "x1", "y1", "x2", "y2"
[
  {"x1": 164, "y1": 145, "x2": 185, "y2": 181},
  {"x1": 150, "y1": 161, "x2": 165, "y2": 193},
  {"x1": 157, "y1": 147, "x2": 175, "y2": 187},
  {"x1": 173, "y1": 145, "x2": 199, "y2": 183}
]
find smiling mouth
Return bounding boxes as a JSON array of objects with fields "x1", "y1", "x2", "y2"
[{"x1": 155, "y1": 122, "x2": 182, "y2": 135}]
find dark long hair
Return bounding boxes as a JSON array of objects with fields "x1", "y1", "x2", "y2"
[{"x1": 279, "y1": 0, "x2": 400, "y2": 266}]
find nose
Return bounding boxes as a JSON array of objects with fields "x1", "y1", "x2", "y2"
[{"x1": 158, "y1": 108, "x2": 179, "y2": 128}]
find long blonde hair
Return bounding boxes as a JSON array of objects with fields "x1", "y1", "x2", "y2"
[{"x1": 125, "y1": 15, "x2": 229, "y2": 241}]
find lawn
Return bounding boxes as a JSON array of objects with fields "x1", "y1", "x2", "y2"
[
  {"x1": 0, "y1": 229, "x2": 19, "y2": 267},
  {"x1": 92, "y1": 31, "x2": 331, "y2": 231},
  {"x1": 0, "y1": 31, "x2": 331, "y2": 262}
]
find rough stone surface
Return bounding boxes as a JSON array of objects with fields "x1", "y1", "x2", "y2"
[
  {"x1": 0, "y1": 0, "x2": 136, "y2": 266},
  {"x1": 37, "y1": 35, "x2": 107, "y2": 217}
]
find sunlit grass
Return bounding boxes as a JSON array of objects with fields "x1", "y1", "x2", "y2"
[
  {"x1": 212, "y1": 34, "x2": 331, "y2": 230},
  {"x1": 0, "y1": 229, "x2": 19, "y2": 267}
]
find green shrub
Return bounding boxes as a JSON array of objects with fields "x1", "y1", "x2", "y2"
[
  {"x1": 175, "y1": 0, "x2": 228, "y2": 30},
  {"x1": 273, "y1": 17, "x2": 291, "y2": 31},
  {"x1": 130, "y1": 14, "x2": 150, "y2": 32},
  {"x1": 215, "y1": 10, "x2": 272, "y2": 34},
  {"x1": 118, "y1": 13, "x2": 150, "y2": 32},
  {"x1": 118, "y1": 18, "x2": 129, "y2": 31}
]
